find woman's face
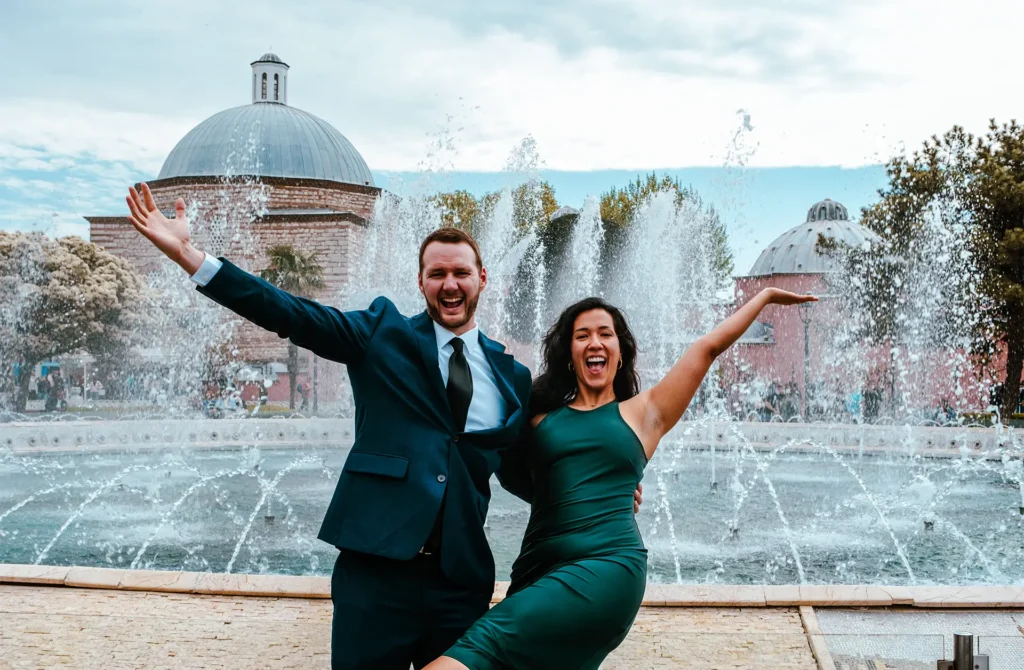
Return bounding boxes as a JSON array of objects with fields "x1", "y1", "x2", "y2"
[{"x1": 571, "y1": 309, "x2": 621, "y2": 394}]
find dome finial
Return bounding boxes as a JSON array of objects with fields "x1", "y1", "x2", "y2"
[
  {"x1": 251, "y1": 52, "x2": 289, "y2": 105},
  {"x1": 806, "y1": 198, "x2": 848, "y2": 222}
]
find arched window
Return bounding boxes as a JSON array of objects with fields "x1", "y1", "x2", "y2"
[
  {"x1": 274, "y1": 74, "x2": 279, "y2": 101},
  {"x1": 261, "y1": 73, "x2": 267, "y2": 99},
  {"x1": 819, "y1": 206, "x2": 827, "y2": 220}
]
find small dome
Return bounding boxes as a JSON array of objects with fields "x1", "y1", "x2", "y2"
[
  {"x1": 158, "y1": 104, "x2": 374, "y2": 186},
  {"x1": 549, "y1": 206, "x2": 579, "y2": 221},
  {"x1": 252, "y1": 52, "x2": 288, "y2": 66},
  {"x1": 745, "y1": 199, "x2": 879, "y2": 276},
  {"x1": 806, "y1": 198, "x2": 848, "y2": 222}
]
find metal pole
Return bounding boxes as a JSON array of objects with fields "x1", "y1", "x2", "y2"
[
  {"x1": 312, "y1": 354, "x2": 319, "y2": 415},
  {"x1": 801, "y1": 308, "x2": 811, "y2": 419},
  {"x1": 953, "y1": 633, "x2": 974, "y2": 670}
]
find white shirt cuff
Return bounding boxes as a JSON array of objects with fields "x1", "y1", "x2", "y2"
[{"x1": 189, "y1": 253, "x2": 223, "y2": 287}]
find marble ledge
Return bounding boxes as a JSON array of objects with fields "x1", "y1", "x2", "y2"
[{"x1": 1, "y1": 565, "x2": 1023, "y2": 608}]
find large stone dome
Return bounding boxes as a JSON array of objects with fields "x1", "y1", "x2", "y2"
[
  {"x1": 745, "y1": 198, "x2": 879, "y2": 276},
  {"x1": 157, "y1": 53, "x2": 374, "y2": 187}
]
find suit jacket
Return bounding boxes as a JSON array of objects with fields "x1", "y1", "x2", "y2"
[{"x1": 197, "y1": 259, "x2": 533, "y2": 590}]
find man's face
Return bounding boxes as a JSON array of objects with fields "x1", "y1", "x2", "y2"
[{"x1": 418, "y1": 241, "x2": 487, "y2": 333}]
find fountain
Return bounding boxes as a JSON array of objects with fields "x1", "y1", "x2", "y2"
[{"x1": 2, "y1": 131, "x2": 1023, "y2": 588}]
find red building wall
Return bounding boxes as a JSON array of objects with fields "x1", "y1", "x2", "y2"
[
  {"x1": 87, "y1": 177, "x2": 380, "y2": 405},
  {"x1": 723, "y1": 273, "x2": 1000, "y2": 416}
]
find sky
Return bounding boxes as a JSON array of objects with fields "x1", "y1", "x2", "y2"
[{"x1": 1, "y1": 0, "x2": 1020, "y2": 274}]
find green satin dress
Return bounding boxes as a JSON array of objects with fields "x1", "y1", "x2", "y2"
[{"x1": 445, "y1": 401, "x2": 649, "y2": 670}]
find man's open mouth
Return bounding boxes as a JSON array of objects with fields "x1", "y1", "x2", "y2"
[{"x1": 440, "y1": 295, "x2": 465, "y2": 310}]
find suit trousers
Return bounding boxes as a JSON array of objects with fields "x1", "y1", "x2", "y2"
[{"x1": 330, "y1": 549, "x2": 491, "y2": 669}]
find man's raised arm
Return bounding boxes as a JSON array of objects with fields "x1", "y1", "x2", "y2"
[{"x1": 126, "y1": 183, "x2": 383, "y2": 365}]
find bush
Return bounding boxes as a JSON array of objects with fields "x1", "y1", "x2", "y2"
[{"x1": 959, "y1": 412, "x2": 996, "y2": 426}]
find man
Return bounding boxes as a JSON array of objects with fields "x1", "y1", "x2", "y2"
[
  {"x1": 36, "y1": 375, "x2": 49, "y2": 405},
  {"x1": 125, "y1": 183, "x2": 640, "y2": 668}
]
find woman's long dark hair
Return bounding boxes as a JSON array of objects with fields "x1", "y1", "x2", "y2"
[{"x1": 530, "y1": 297, "x2": 641, "y2": 417}]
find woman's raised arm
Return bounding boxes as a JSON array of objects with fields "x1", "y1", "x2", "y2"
[{"x1": 626, "y1": 288, "x2": 816, "y2": 456}]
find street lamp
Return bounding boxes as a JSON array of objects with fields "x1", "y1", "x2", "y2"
[
  {"x1": 799, "y1": 300, "x2": 814, "y2": 419},
  {"x1": 312, "y1": 352, "x2": 318, "y2": 415},
  {"x1": 312, "y1": 299, "x2": 321, "y2": 415}
]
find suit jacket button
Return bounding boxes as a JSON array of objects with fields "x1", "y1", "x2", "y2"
[
  {"x1": 452, "y1": 435, "x2": 459, "y2": 442},
  {"x1": 437, "y1": 474, "x2": 447, "y2": 483}
]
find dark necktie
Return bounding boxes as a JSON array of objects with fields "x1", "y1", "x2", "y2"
[
  {"x1": 424, "y1": 337, "x2": 474, "y2": 555},
  {"x1": 446, "y1": 337, "x2": 473, "y2": 432}
]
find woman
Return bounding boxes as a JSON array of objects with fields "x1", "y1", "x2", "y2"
[{"x1": 427, "y1": 288, "x2": 815, "y2": 670}]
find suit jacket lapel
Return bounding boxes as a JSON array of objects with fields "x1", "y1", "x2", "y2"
[
  {"x1": 479, "y1": 332, "x2": 522, "y2": 427},
  {"x1": 411, "y1": 312, "x2": 453, "y2": 426}
]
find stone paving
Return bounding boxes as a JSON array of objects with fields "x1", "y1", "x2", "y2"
[
  {"x1": 818, "y1": 608, "x2": 1024, "y2": 669},
  {"x1": 0, "y1": 584, "x2": 818, "y2": 669}
]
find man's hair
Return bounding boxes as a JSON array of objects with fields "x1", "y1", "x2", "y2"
[{"x1": 418, "y1": 227, "x2": 484, "y2": 273}]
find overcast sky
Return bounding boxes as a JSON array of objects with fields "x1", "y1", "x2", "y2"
[{"x1": 1, "y1": 0, "x2": 1020, "y2": 268}]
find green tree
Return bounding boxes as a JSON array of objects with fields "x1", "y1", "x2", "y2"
[
  {"x1": 434, "y1": 181, "x2": 559, "y2": 236},
  {"x1": 431, "y1": 190, "x2": 481, "y2": 232},
  {"x1": 824, "y1": 121, "x2": 1024, "y2": 421},
  {"x1": 258, "y1": 245, "x2": 326, "y2": 410},
  {"x1": 967, "y1": 121, "x2": 1024, "y2": 418},
  {"x1": 599, "y1": 172, "x2": 734, "y2": 291},
  {"x1": 512, "y1": 181, "x2": 559, "y2": 234},
  {"x1": 0, "y1": 232, "x2": 147, "y2": 412}
]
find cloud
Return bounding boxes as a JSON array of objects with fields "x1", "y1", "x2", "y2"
[
  {"x1": 376, "y1": 0, "x2": 873, "y2": 84},
  {"x1": 0, "y1": 0, "x2": 1021, "y2": 239}
]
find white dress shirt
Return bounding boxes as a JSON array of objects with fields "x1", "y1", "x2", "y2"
[
  {"x1": 432, "y1": 320, "x2": 508, "y2": 433},
  {"x1": 189, "y1": 253, "x2": 223, "y2": 287},
  {"x1": 190, "y1": 253, "x2": 508, "y2": 432}
]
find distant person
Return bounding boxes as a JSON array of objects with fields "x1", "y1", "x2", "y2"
[
  {"x1": 44, "y1": 374, "x2": 57, "y2": 411},
  {"x1": 36, "y1": 376, "x2": 49, "y2": 405},
  {"x1": 846, "y1": 391, "x2": 862, "y2": 423},
  {"x1": 51, "y1": 372, "x2": 66, "y2": 412},
  {"x1": 297, "y1": 380, "x2": 309, "y2": 411}
]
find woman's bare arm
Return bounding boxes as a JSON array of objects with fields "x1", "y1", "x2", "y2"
[{"x1": 624, "y1": 288, "x2": 816, "y2": 456}]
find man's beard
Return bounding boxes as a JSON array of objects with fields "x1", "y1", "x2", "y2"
[{"x1": 425, "y1": 292, "x2": 480, "y2": 330}]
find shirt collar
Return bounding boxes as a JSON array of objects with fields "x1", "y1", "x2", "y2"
[{"x1": 432, "y1": 319, "x2": 481, "y2": 354}]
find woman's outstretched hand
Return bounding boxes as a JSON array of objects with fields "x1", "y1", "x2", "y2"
[
  {"x1": 763, "y1": 288, "x2": 818, "y2": 306},
  {"x1": 125, "y1": 183, "x2": 204, "y2": 275}
]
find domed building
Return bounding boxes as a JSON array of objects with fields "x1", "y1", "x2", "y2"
[
  {"x1": 156, "y1": 55, "x2": 374, "y2": 187},
  {"x1": 87, "y1": 54, "x2": 380, "y2": 398},
  {"x1": 90, "y1": 53, "x2": 378, "y2": 282},
  {"x1": 745, "y1": 199, "x2": 879, "y2": 277},
  {"x1": 727, "y1": 199, "x2": 880, "y2": 416}
]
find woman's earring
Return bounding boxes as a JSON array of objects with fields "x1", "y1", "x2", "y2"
[
  {"x1": 618, "y1": 359, "x2": 623, "y2": 370},
  {"x1": 568, "y1": 362, "x2": 574, "y2": 371}
]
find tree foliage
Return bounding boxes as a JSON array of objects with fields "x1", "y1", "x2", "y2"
[
  {"x1": 431, "y1": 190, "x2": 481, "y2": 232},
  {"x1": 258, "y1": 245, "x2": 326, "y2": 410},
  {"x1": 0, "y1": 232, "x2": 147, "y2": 411},
  {"x1": 432, "y1": 182, "x2": 558, "y2": 235},
  {"x1": 823, "y1": 120, "x2": 1024, "y2": 420},
  {"x1": 599, "y1": 172, "x2": 734, "y2": 291}
]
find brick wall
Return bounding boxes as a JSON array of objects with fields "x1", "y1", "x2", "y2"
[{"x1": 87, "y1": 178, "x2": 379, "y2": 373}]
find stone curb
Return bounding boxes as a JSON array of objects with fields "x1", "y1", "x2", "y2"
[
  {"x1": 3, "y1": 565, "x2": 1024, "y2": 607},
  {"x1": 799, "y1": 606, "x2": 837, "y2": 670}
]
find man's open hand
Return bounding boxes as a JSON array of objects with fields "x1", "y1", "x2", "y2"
[
  {"x1": 633, "y1": 482, "x2": 643, "y2": 514},
  {"x1": 126, "y1": 183, "x2": 204, "y2": 275}
]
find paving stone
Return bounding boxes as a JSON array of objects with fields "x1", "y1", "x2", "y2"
[{"x1": 0, "y1": 584, "x2": 818, "y2": 669}]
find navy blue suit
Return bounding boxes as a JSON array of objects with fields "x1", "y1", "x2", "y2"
[{"x1": 196, "y1": 259, "x2": 533, "y2": 668}]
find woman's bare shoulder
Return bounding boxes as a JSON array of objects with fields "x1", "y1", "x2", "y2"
[{"x1": 530, "y1": 413, "x2": 548, "y2": 428}]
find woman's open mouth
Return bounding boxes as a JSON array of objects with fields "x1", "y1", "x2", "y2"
[{"x1": 585, "y1": 356, "x2": 607, "y2": 374}]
